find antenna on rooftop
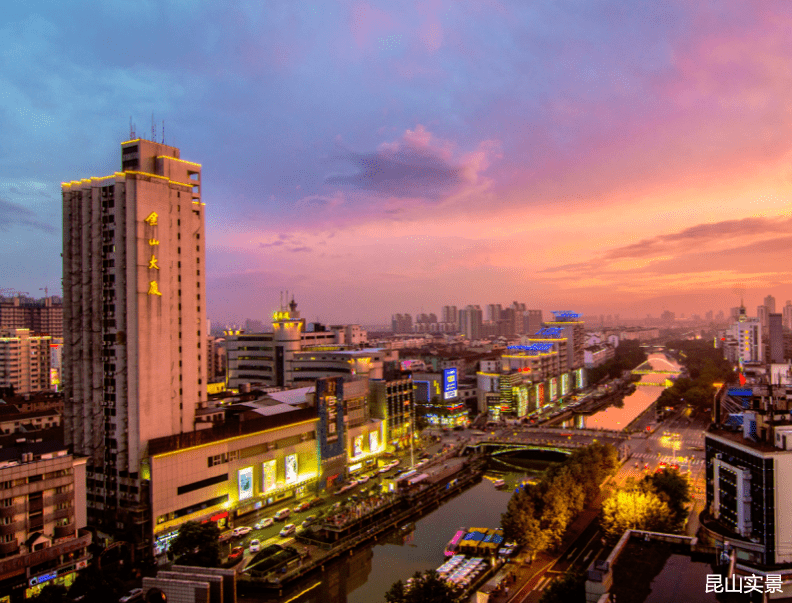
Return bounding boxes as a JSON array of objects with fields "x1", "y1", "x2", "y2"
[
  {"x1": 151, "y1": 113, "x2": 156, "y2": 142},
  {"x1": 162, "y1": 120, "x2": 165, "y2": 144},
  {"x1": 129, "y1": 116, "x2": 136, "y2": 139}
]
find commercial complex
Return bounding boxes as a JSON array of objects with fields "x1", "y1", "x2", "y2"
[{"x1": 62, "y1": 138, "x2": 206, "y2": 552}]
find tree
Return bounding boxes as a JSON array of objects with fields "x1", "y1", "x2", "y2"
[
  {"x1": 385, "y1": 570, "x2": 463, "y2": 603},
  {"x1": 601, "y1": 488, "x2": 675, "y2": 544},
  {"x1": 68, "y1": 567, "x2": 125, "y2": 603},
  {"x1": 170, "y1": 520, "x2": 222, "y2": 567},
  {"x1": 641, "y1": 469, "x2": 691, "y2": 529},
  {"x1": 31, "y1": 584, "x2": 68, "y2": 603},
  {"x1": 539, "y1": 571, "x2": 585, "y2": 603}
]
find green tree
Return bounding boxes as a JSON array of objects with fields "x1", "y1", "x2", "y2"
[
  {"x1": 601, "y1": 488, "x2": 675, "y2": 544},
  {"x1": 170, "y1": 520, "x2": 222, "y2": 567},
  {"x1": 385, "y1": 569, "x2": 463, "y2": 603},
  {"x1": 31, "y1": 584, "x2": 69, "y2": 603},
  {"x1": 501, "y1": 490, "x2": 552, "y2": 553},
  {"x1": 641, "y1": 469, "x2": 691, "y2": 529},
  {"x1": 68, "y1": 567, "x2": 125, "y2": 603},
  {"x1": 539, "y1": 571, "x2": 585, "y2": 603}
]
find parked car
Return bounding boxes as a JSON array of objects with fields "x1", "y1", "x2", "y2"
[
  {"x1": 294, "y1": 500, "x2": 311, "y2": 513},
  {"x1": 228, "y1": 546, "x2": 244, "y2": 561},
  {"x1": 378, "y1": 465, "x2": 391, "y2": 474},
  {"x1": 274, "y1": 508, "x2": 291, "y2": 521},
  {"x1": 279, "y1": 523, "x2": 297, "y2": 537},
  {"x1": 301, "y1": 515, "x2": 317, "y2": 529},
  {"x1": 249, "y1": 539, "x2": 261, "y2": 553},
  {"x1": 232, "y1": 526, "x2": 252, "y2": 537},
  {"x1": 254, "y1": 517, "x2": 273, "y2": 530},
  {"x1": 309, "y1": 497, "x2": 325, "y2": 508},
  {"x1": 119, "y1": 589, "x2": 144, "y2": 603},
  {"x1": 358, "y1": 475, "x2": 370, "y2": 484},
  {"x1": 389, "y1": 459, "x2": 400, "y2": 468}
]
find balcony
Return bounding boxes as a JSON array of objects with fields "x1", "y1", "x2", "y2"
[
  {"x1": 0, "y1": 522, "x2": 22, "y2": 537},
  {"x1": 0, "y1": 540, "x2": 19, "y2": 556},
  {"x1": 0, "y1": 505, "x2": 22, "y2": 519},
  {"x1": 53, "y1": 524, "x2": 75, "y2": 539}
]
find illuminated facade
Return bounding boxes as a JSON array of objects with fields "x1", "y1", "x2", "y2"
[
  {"x1": 369, "y1": 376, "x2": 415, "y2": 451},
  {"x1": 148, "y1": 410, "x2": 319, "y2": 557},
  {"x1": 543, "y1": 312, "x2": 586, "y2": 371},
  {"x1": 0, "y1": 329, "x2": 53, "y2": 394},
  {"x1": 62, "y1": 139, "x2": 206, "y2": 553}
]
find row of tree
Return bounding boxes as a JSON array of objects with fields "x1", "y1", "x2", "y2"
[
  {"x1": 600, "y1": 468, "x2": 691, "y2": 544},
  {"x1": 501, "y1": 443, "x2": 619, "y2": 555},
  {"x1": 657, "y1": 339, "x2": 735, "y2": 410},
  {"x1": 587, "y1": 341, "x2": 648, "y2": 385}
]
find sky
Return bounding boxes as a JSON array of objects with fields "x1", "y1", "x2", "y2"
[{"x1": 2, "y1": 0, "x2": 792, "y2": 326}]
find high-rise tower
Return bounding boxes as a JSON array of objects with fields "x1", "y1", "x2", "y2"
[{"x1": 62, "y1": 138, "x2": 206, "y2": 548}]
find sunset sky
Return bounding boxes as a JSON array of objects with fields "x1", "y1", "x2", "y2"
[{"x1": 2, "y1": 1, "x2": 792, "y2": 325}]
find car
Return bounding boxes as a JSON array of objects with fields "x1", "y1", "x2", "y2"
[
  {"x1": 330, "y1": 501, "x2": 342, "y2": 512},
  {"x1": 254, "y1": 517, "x2": 273, "y2": 530},
  {"x1": 643, "y1": 463, "x2": 650, "y2": 470},
  {"x1": 294, "y1": 500, "x2": 311, "y2": 513},
  {"x1": 416, "y1": 459, "x2": 428, "y2": 467},
  {"x1": 232, "y1": 526, "x2": 252, "y2": 537},
  {"x1": 301, "y1": 515, "x2": 317, "y2": 528},
  {"x1": 279, "y1": 523, "x2": 296, "y2": 537},
  {"x1": 389, "y1": 459, "x2": 401, "y2": 468},
  {"x1": 378, "y1": 465, "x2": 391, "y2": 474},
  {"x1": 349, "y1": 479, "x2": 360, "y2": 487},
  {"x1": 309, "y1": 497, "x2": 325, "y2": 508},
  {"x1": 337, "y1": 484, "x2": 353, "y2": 494},
  {"x1": 228, "y1": 546, "x2": 244, "y2": 561},
  {"x1": 274, "y1": 508, "x2": 291, "y2": 522},
  {"x1": 670, "y1": 464, "x2": 680, "y2": 471},
  {"x1": 358, "y1": 475, "x2": 370, "y2": 484},
  {"x1": 249, "y1": 539, "x2": 261, "y2": 553},
  {"x1": 393, "y1": 469, "x2": 405, "y2": 477},
  {"x1": 119, "y1": 589, "x2": 144, "y2": 603}
]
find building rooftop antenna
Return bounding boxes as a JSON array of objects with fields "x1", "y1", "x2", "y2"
[
  {"x1": 162, "y1": 120, "x2": 165, "y2": 145},
  {"x1": 151, "y1": 113, "x2": 156, "y2": 142},
  {"x1": 129, "y1": 116, "x2": 135, "y2": 139}
]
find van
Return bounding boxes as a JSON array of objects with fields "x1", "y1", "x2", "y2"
[{"x1": 274, "y1": 508, "x2": 291, "y2": 521}]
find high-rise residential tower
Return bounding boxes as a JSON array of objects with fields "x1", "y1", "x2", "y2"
[{"x1": 62, "y1": 138, "x2": 206, "y2": 549}]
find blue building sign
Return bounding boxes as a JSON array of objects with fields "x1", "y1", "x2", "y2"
[{"x1": 443, "y1": 368, "x2": 458, "y2": 400}]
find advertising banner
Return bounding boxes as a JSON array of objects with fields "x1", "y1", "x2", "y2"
[
  {"x1": 262, "y1": 460, "x2": 276, "y2": 493},
  {"x1": 369, "y1": 430, "x2": 379, "y2": 453},
  {"x1": 443, "y1": 368, "x2": 458, "y2": 400},
  {"x1": 285, "y1": 454, "x2": 298, "y2": 484},
  {"x1": 238, "y1": 467, "x2": 253, "y2": 501},
  {"x1": 353, "y1": 435, "x2": 364, "y2": 458}
]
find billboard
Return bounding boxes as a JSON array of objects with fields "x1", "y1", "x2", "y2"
[
  {"x1": 550, "y1": 377, "x2": 558, "y2": 401},
  {"x1": 516, "y1": 385, "x2": 528, "y2": 417},
  {"x1": 238, "y1": 467, "x2": 253, "y2": 501},
  {"x1": 285, "y1": 454, "x2": 298, "y2": 484},
  {"x1": 443, "y1": 368, "x2": 458, "y2": 400},
  {"x1": 561, "y1": 373, "x2": 570, "y2": 396},
  {"x1": 262, "y1": 460, "x2": 276, "y2": 493},
  {"x1": 369, "y1": 430, "x2": 379, "y2": 453},
  {"x1": 353, "y1": 435, "x2": 364, "y2": 458}
]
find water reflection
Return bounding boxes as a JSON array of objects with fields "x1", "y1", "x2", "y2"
[
  {"x1": 579, "y1": 354, "x2": 681, "y2": 431},
  {"x1": 244, "y1": 463, "x2": 553, "y2": 603}
]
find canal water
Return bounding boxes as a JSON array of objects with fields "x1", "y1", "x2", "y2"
[
  {"x1": 578, "y1": 353, "x2": 682, "y2": 431},
  {"x1": 240, "y1": 458, "x2": 556, "y2": 603}
]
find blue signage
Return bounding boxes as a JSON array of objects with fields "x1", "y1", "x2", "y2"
[
  {"x1": 507, "y1": 343, "x2": 555, "y2": 353},
  {"x1": 551, "y1": 311, "x2": 580, "y2": 320},
  {"x1": 534, "y1": 327, "x2": 564, "y2": 338},
  {"x1": 443, "y1": 368, "x2": 458, "y2": 400}
]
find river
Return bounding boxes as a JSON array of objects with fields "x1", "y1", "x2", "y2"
[{"x1": 577, "y1": 353, "x2": 681, "y2": 431}]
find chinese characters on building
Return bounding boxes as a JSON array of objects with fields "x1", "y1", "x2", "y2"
[{"x1": 144, "y1": 212, "x2": 161, "y2": 296}]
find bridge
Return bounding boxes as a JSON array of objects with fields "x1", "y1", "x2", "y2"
[{"x1": 464, "y1": 426, "x2": 630, "y2": 458}]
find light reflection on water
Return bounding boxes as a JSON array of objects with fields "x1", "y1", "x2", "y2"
[{"x1": 581, "y1": 354, "x2": 682, "y2": 431}]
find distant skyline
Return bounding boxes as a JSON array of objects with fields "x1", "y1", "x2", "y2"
[{"x1": 3, "y1": 2, "x2": 792, "y2": 325}]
